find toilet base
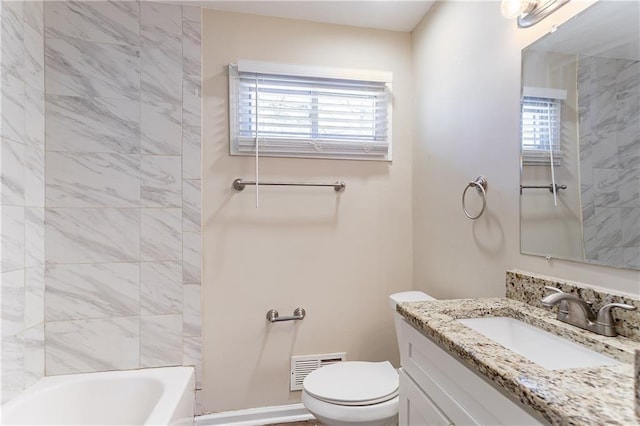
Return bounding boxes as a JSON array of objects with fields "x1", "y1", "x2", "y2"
[
  {"x1": 312, "y1": 412, "x2": 398, "y2": 426},
  {"x1": 301, "y1": 390, "x2": 398, "y2": 426}
]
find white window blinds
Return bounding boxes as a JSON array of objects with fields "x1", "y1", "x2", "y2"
[
  {"x1": 229, "y1": 62, "x2": 392, "y2": 160},
  {"x1": 521, "y1": 96, "x2": 563, "y2": 166}
]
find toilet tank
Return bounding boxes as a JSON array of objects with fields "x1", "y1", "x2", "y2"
[{"x1": 389, "y1": 291, "x2": 435, "y2": 361}]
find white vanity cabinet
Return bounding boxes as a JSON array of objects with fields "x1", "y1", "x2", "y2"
[{"x1": 398, "y1": 319, "x2": 544, "y2": 426}]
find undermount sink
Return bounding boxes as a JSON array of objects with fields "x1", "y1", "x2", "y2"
[{"x1": 458, "y1": 316, "x2": 621, "y2": 370}]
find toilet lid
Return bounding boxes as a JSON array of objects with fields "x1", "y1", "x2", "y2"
[{"x1": 302, "y1": 361, "x2": 399, "y2": 406}]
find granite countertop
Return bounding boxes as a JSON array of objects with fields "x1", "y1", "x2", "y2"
[{"x1": 398, "y1": 297, "x2": 640, "y2": 425}]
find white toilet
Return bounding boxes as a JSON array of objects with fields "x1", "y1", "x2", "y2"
[{"x1": 301, "y1": 291, "x2": 435, "y2": 426}]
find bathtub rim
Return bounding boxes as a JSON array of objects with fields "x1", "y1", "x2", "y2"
[{"x1": 1, "y1": 366, "x2": 195, "y2": 425}]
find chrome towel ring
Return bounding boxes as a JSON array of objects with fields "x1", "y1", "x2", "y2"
[{"x1": 462, "y1": 176, "x2": 488, "y2": 220}]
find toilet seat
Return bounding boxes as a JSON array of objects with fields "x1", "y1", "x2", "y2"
[{"x1": 303, "y1": 361, "x2": 398, "y2": 406}]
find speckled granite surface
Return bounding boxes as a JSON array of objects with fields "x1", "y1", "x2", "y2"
[
  {"x1": 506, "y1": 270, "x2": 640, "y2": 342},
  {"x1": 398, "y1": 297, "x2": 640, "y2": 425},
  {"x1": 636, "y1": 350, "x2": 640, "y2": 418}
]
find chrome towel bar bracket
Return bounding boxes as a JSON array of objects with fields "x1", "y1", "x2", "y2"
[
  {"x1": 233, "y1": 178, "x2": 345, "y2": 192},
  {"x1": 462, "y1": 176, "x2": 488, "y2": 220},
  {"x1": 266, "y1": 307, "x2": 306, "y2": 323}
]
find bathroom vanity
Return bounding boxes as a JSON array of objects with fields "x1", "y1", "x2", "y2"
[
  {"x1": 398, "y1": 314, "x2": 542, "y2": 425},
  {"x1": 397, "y1": 271, "x2": 640, "y2": 425}
]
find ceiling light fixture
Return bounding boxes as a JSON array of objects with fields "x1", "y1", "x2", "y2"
[{"x1": 501, "y1": 0, "x2": 571, "y2": 28}]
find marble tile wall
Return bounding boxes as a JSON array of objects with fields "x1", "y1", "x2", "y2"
[
  {"x1": 2, "y1": 1, "x2": 202, "y2": 403},
  {"x1": 1, "y1": 0, "x2": 46, "y2": 403},
  {"x1": 41, "y1": 0, "x2": 202, "y2": 396},
  {"x1": 578, "y1": 56, "x2": 640, "y2": 268}
]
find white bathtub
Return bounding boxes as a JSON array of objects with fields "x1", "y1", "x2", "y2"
[{"x1": 1, "y1": 367, "x2": 194, "y2": 425}]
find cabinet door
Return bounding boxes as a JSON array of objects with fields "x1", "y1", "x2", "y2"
[
  {"x1": 400, "y1": 319, "x2": 543, "y2": 426},
  {"x1": 399, "y1": 369, "x2": 452, "y2": 426}
]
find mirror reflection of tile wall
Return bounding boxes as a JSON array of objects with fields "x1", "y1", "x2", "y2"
[{"x1": 578, "y1": 57, "x2": 640, "y2": 268}]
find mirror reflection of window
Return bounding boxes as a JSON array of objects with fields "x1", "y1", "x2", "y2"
[
  {"x1": 521, "y1": 93, "x2": 564, "y2": 166},
  {"x1": 519, "y1": 1, "x2": 640, "y2": 271}
]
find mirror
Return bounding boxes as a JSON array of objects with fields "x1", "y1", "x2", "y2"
[{"x1": 520, "y1": 1, "x2": 640, "y2": 270}]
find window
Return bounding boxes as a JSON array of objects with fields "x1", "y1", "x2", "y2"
[
  {"x1": 229, "y1": 61, "x2": 392, "y2": 161},
  {"x1": 521, "y1": 87, "x2": 566, "y2": 166}
]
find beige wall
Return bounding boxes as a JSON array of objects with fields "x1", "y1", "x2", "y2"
[
  {"x1": 412, "y1": 0, "x2": 640, "y2": 300},
  {"x1": 202, "y1": 10, "x2": 413, "y2": 412}
]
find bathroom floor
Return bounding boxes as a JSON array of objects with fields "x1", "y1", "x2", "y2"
[{"x1": 270, "y1": 421, "x2": 325, "y2": 426}]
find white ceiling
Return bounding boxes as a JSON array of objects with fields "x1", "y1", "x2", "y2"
[{"x1": 193, "y1": 1, "x2": 436, "y2": 32}]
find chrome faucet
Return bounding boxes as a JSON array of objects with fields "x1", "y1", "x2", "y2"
[
  {"x1": 540, "y1": 286, "x2": 636, "y2": 337},
  {"x1": 542, "y1": 286, "x2": 570, "y2": 321}
]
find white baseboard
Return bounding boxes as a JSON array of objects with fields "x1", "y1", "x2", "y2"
[{"x1": 195, "y1": 403, "x2": 315, "y2": 426}]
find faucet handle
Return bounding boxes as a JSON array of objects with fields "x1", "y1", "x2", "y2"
[
  {"x1": 542, "y1": 286, "x2": 572, "y2": 318},
  {"x1": 596, "y1": 302, "x2": 637, "y2": 326}
]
